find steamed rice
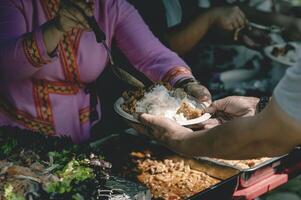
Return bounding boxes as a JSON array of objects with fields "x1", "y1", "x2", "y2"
[{"x1": 135, "y1": 85, "x2": 198, "y2": 122}]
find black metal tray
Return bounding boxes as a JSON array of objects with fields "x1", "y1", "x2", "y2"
[
  {"x1": 198, "y1": 156, "x2": 285, "y2": 188},
  {"x1": 90, "y1": 131, "x2": 301, "y2": 199},
  {"x1": 239, "y1": 156, "x2": 285, "y2": 187},
  {"x1": 90, "y1": 131, "x2": 241, "y2": 200},
  {"x1": 198, "y1": 149, "x2": 301, "y2": 188}
]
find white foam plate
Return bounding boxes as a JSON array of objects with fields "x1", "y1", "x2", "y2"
[
  {"x1": 114, "y1": 97, "x2": 211, "y2": 126},
  {"x1": 264, "y1": 43, "x2": 298, "y2": 66}
]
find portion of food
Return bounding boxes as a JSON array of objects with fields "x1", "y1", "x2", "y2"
[
  {"x1": 121, "y1": 88, "x2": 145, "y2": 115},
  {"x1": 208, "y1": 158, "x2": 270, "y2": 170},
  {"x1": 176, "y1": 101, "x2": 203, "y2": 120},
  {"x1": 131, "y1": 151, "x2": 220, "y2": 200},
  {"x1": 271, "y1": 43, "x2": 297, "y2": 63},
  {"x1": 85, "y1": 133, "x2": 238, "y2": 200},
  {"x1": 122, "y1": 84, "x2": 204, "y2": 122},
  {"x1": 271, "y1": 43, "x2": 295, "y2": 57}
]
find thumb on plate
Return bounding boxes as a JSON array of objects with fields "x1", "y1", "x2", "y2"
[
  {"x1": 133, "y1": 112, "x2": 152, "y2": 124},
  {"x1": 136, "y1": 113, "x2": 158, "y2": 126}
]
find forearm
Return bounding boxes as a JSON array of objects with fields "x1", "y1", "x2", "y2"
[
  {"x1": 176, "y1": 117, "x2": 257, "y2": 159},
  {"x1": 176, "y1": 99, "x2": 301, "y2": 159},
  {"x1": 166, "y1": 11, "x2": 215, "y2": 55},
  {"x1": 176, "y1": 120, "x2": 286, "y2": 159},
  {"x1": 115, "y1": 1, "x2": 194, "y2": 86},
  {"x1": 235, "y1": 140, "x2": 293, "y2": 159}
]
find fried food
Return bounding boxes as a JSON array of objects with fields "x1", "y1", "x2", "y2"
[
  {"x1": 131, "y1": 152, "x2": 219, "y2": 200},
  {"x1": 176, "y1": 101, "x2": 203, "y2": 120},
  {"x1": 271, "y1": 44, "x2": 295, "y2": 57},
  {"x1": 210, "y1": 158, "x2": 270, "y2": 170},
  {"x1": 121, "y1": 89, "x2": 145, "y2": 115}
]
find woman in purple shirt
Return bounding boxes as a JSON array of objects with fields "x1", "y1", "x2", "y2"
[{"x1": 0, "y1": 0, "x2": 210, "y2": 143}]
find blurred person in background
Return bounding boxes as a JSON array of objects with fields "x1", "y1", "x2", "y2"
[{"x1": 129, "y1": 0, "x2": 301, "y2": 95}]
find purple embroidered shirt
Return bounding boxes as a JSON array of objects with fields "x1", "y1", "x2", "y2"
[{"x1": 0, "y1": 0, "x2": 193, "y2": 143}]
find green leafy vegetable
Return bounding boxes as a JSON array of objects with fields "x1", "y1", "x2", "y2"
[
  {"x1": 4, "y1": 184, "x2": 25, "y2": 200},
  {"x1": 46, "y1": 159, "x2": 95, "y2": 194},
  {"x1": 0, "y1": 138, "x2": 17, "y2": 157}
]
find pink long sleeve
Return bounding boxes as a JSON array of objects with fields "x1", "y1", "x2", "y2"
[
  {"x1": 113, "y1": 0, "x2": 194, "y2": 86},
  {"x1": 0, "y1": 0, "x2": 57, "y2": 83}
]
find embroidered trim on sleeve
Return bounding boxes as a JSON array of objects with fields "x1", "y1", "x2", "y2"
[
  {"x1": 0, "y1": 96, "x2": 55, "y2": 135},
  {"x1": 23, "y1": 32, "x2": 51, "y2": 68},
  {"x1": 162, "y1": 66, "x2": 192, "y2": 83}
]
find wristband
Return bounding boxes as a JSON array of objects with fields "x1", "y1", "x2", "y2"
[
  {"x1": 174, "y1": 78, "x2": 198, "y2": 89},
  {"x1": 256, "y1": 97, "x2": 270, "y2": 113}
]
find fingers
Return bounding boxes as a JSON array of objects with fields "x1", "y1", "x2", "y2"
[
  {"x1": 230, "y1": 7, "x2": 247, "y2": 30},
  {"x1": 134, "y1": 113, "x2": 169, "y2": 141},
  {"x1": 59, "y1": 0, "x2": 94, "y2": 31},
  {"x1": 204, "y1": 105, "x2": 216, "y2": 114},
  {"x1": 187, "y1": 118, "x2": 220, "y2": 130},
  {"x1": 204, "y1": 97, "x2": 232, "y2": 114},
  {"x1": 58, "y1": 10, "x2": 83, "y2": 30},
  {"x1": 236, "y1": 15, "x2": 245, "y2": 28},
  {"x1": 136, "y1": 113, "x2": 159, "y2": 127},
  {"x1": 63, "y1": 7, "x2": 90, "y2": 29},
  {"x1": 204, "y1": 124, "x2": 219, "y2": 129},
  {"x1": 210, "y1": 98, "x2": 229, "y2": 112},
  {"x1": 201, "y1": 118, "x2": 222, "y2": 129},
  {"x1": 238, "y1": 9, "x2": 248, "y2": 25},
  {"x1": 128, "y1": 121, "x2": 151, "y2": 137},
  {"x1": 215, "y1": 6, "x2": 247, "y2": 32},
  {"x1": 233, "y1": 20, "x2": 241, "y2": 30},
  {"x1": 223, "y1": 22, "x2": 235, "y2": 31},
  {"x1": 233, "y1": 15, "x2": 246, "y2": 30},
  {"x1": 185, "y1": 83, "x2": 212, "y2": 104},
  {"x1": 71, "y1": 0, "x2": 94, "y2": 16},
  {"x1": 204, "y1": 98, "x2": 230, "y2": 114},
  {"x1": 186, "y1": 123, "x2": 205, "y2": 130}
]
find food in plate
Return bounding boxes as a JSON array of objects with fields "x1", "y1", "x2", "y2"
[
  {"x1": 271, "y1": 43, "x2": 295, "y2": 57},
  {"x1": 121, "y1": 84, "x2": 205, "y2": 123},
  {"x1": 270, "y1": 43, "x2": 297, "y2": 64},
  {"x1": 131, "y1": 151, "x2": 220, "y2": 200},
  {"x1": 205, "y1": 158, "x2": 270, "y2": 170}
]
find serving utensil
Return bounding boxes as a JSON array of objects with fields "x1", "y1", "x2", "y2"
[
  {"x1": 248, "y1": 22, "x2": 283, "y2": 33},
  {"x1": 62, "y1": 0, "x2": 145, "y2": 89},
  {"x1": 234, "y1": 22, "x2": 283, "y2": 43}
]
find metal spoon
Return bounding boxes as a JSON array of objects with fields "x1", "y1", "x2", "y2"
[{"x1": 102, "y1": 42, "x2": 146, "y2": 89}]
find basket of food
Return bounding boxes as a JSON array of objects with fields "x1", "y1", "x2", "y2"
[{"x1": 114, "y1": 84, "x2": 211, "y2": 126}]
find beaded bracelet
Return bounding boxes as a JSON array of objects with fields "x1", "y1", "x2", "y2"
[
  {"x1": 256, "y1": 97, "x2": 271, "y2": 113},
  {"x1": 174, "y1": 78, "x2": 199, "y2": 89}
]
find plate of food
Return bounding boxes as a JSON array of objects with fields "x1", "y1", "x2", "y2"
[
  {"x1": 264, "y1": 43, "x2": 299, "y2": 66},
  {"x1": 114, "y1": 84, "x2": 211, "y2": 126}
]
